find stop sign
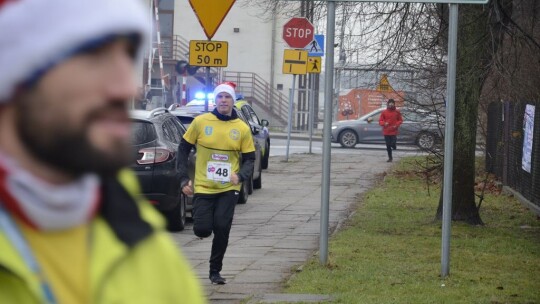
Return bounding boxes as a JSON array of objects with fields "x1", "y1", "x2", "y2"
[{"x1": 283, "y1": 17, "x2": 314, "y2": 49}]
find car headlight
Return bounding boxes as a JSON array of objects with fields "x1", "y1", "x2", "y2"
[{"x1": 331, "y1": 125, "x2": 337, "y2": 130}]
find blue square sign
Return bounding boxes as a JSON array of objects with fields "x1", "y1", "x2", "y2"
[{"x1": 306, "y1": 34, "x2": 324, "y2": 57}]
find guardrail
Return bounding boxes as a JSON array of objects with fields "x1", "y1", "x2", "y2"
[{"x1": 223, "y1": 71, "x2": 289, "y2": 125}]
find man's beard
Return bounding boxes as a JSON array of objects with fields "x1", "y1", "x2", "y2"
[{"x1": 15, "y1": 97, "x2": 133, "y2": 178}]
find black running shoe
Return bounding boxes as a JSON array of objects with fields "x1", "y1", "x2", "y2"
[{"x1": 209, "y1": 272, "x2": 226, "y2": 285}]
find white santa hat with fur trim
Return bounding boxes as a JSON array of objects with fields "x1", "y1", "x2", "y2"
[
  {"x1": 0, "y1": 0, "x2": 150, "y2": 102},
  {"x1": 213, "y1": 82, "x2": 237, "y2": 101}
]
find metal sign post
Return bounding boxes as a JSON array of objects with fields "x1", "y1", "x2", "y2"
[
  {"x1": 282, "y1": 48, "x2": 308, "y2": 162},
  {"x1": 286, "y1": 75, "x2": 297, "y2": 162},
  {"x1": 308, "y1": 75, "x2": 314, "y2": 154},
  {"x1": 441, "y1": 4, "x2": 459, "y2": 278},
  {"x1": 320, "y1": 0, "x2": 336, "y2": 265},
  {"x1": 205, "y1": 66, "x2": 211, "y2": 112}
]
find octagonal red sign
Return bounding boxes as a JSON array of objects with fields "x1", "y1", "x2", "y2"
[{"x1": 283, "y1": 17, "x2": 314, "y2": 49}]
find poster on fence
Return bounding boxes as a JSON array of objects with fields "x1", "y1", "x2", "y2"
[{"x1": 522, "y1": 104, "x2": 535, "y2": 173}]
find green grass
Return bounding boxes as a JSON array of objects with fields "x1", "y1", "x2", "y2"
[{"x1": 282, "y1": 157, "x2": 540, "y2": 304}]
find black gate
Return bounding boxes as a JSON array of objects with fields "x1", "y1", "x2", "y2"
[{"x1": 486, "y1": 101, "x2": 540, "y2": 211}]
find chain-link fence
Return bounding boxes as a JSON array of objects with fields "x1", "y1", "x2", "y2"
[{"x1": 486, "y1": 101, "x2": 540, "y2": 213}]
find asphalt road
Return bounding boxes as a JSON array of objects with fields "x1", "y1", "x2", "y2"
[{"x1": 270, "y1": 137, "x2": 424, "y2": 157}]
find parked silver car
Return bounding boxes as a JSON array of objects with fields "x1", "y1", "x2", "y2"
[{"x1": 331, "y1": 107, "x2": 443, "y2": 150}]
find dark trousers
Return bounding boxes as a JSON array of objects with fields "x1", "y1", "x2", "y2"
[
  {"x1": 192, "y1": 190, "x2": 239, "y2": 274},
  {"x1": 384, "y1": 135, "x2": 397, "y2": 159}
]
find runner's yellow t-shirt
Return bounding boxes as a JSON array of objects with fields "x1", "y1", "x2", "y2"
[
  {"x1": 19, "y1": 220, "x2": 90, "y2": 304},
  {"x1": 183, "y1": 112, "x2": 255, "y2": 194}
]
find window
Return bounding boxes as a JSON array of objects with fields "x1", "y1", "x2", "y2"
[
  {"x1": 162, "y1": 120, "x2": 178, "y2": 143},
  {"x1": 158, "y1": 0, "x2": 174, "y2": 10},
  {"x1": 159, "y1": 13, "x2": 173, "y2": 37},
  {"x1": 168, "y1": 118, "x2": 186, "y2": 141},
  {"x1": 247, "y1": 106, "x2": 261, "y2": 125},
  {"x1": 240, "y1": 105, "x2": 260, "y2": 126},
  {"x1": 131, "y1": 121, "x2": 157, "y2": 145},
  {"x1": 402, "y1": 111, "x2": 425, "y2": 122},
  {"x1": 368, "y1": 112, "x2": 382, "y2": 122}
]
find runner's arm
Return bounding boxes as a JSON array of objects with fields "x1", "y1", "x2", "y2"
[
  {"x1": 178, "y1": 138, "x2": 195, "y2": 188},
  {"x1": 237, "y1": 152, "x2": 255, "y2": 182}
]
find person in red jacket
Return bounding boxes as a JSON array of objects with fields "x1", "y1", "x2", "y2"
[{"x1": 379, "y1": 99, "x2": 403, "y2": 162}]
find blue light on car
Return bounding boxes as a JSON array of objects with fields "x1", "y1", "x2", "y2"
[
  {"x1": 194, "y1": 92, "x2": 214, "y2": 100},
  {"x1": 194, "y1": 92, "x2": 205, "y2": 100}
]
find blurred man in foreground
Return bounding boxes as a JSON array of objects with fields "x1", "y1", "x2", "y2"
[{"x1": 0, "y1": 0, "x2": 205, "y2": 302}]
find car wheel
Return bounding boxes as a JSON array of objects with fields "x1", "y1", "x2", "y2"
[
  {"x1": 253, "y1": 165, "x2": 262, "y2": 189},
  {"x1": 261, "y1": 141, "x2": 270, "y2": 169},
  {"x1": 237, "y1": 178, "x2": 249, "y2": 204},
  {"x1": 339, "y1": 129, "x2": 358, "y2": 148},
  {"x1": 417, "y1": 132, "x2": 435, "y2": 150},
  {"x1": 166, "y1": 194, "x2": 186, "y2": 232}
]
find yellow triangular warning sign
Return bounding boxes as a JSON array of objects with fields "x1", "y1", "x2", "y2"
[
  {"x1": 377, "y1": 74, "x2": 394, "y2": 92},
  {"x1": 189, "y1": 0, "x2": 236, "y2": 39}
]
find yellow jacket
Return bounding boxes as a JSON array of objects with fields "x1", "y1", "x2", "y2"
[{"x1": 0, "y1": 170, "x2": 206, "y2": 304}]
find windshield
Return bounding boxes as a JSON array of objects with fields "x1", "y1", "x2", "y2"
[
  {"x1": 186, "y1": 99, "x2": 215, "y2": 106},
  {"x1": 357, "y1": 108, "x2": 384, "y2": 121}
]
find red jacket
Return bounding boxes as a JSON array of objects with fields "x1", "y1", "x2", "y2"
[{"x1": 379, "y1": 108, "x2": 403, "y2": 135}]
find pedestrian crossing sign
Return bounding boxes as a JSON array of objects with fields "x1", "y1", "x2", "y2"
[
  {"x1": 305, "y1": 34, "x2": 324, "y2": 57},
  {"x1": 308, "y1": 56, "x2": 321, "y2": 74}
]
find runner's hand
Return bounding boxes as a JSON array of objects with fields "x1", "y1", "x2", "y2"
[
  {"x1": 182, "y1": 180, "x2": 193, "y2": 196},
  {"x1": 230, "y1": 173, "x2": 240, "y2": 185}
]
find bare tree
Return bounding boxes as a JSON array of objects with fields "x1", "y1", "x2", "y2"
[{"x1": 243, "y1": 0, "x2": 540, "y2": 224}]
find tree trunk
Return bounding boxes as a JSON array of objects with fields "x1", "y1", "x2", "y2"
[{"x1": 436, "y1": 6, "x2": 490, "y2": 225}]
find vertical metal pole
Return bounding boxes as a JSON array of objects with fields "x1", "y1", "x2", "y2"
[
  {"x1": 333, "y1": 3, "x2": 346, "y2": 121},
  {"x1": 286, "y1": 74, "x2": 296, "y2": 162},
  {"x1": 146, "y1": 0, "x2": 154, "y2": 88},
  {"x1": 205, "y1": 66, "x2": 211, "y2": 112},
  {"x1": 309, "y1": 73, "x2": 314, "y2": 153},
  {"x1": 320, "y1": 0, "x2": 335, "y2": 265},
  {"x1": 441, "y1": 4, "x2": 459, "y2": 278}
]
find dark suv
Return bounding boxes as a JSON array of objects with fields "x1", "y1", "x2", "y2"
[{"x1": 130, "y1": 108, "x2": 194, "y2": 231}]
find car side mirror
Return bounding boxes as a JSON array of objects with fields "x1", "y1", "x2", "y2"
[
  {"x1": 261, "y1": 119, "x2": 269, "y2": 127},
  {"x1": 367, "y1": 117, "x2": 373, "y2": 123}
]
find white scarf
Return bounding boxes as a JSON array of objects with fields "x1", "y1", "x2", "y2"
[{"x1": 0, "y1": 152, "x2": 100, "y2": 231}]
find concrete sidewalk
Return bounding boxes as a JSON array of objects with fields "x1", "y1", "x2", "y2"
[{"x1": 169, "y1": 151, "x2": 395, "y2": 303}]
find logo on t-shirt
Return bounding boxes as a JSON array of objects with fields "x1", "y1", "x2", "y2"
[
  {"x1": 229, "y1": 129, "x2": 240, "y2": 140},
  {"x1": 212, "y1": 153, "x2": 229, "y2": 161},
  {"x1": 205, "y1": 126, "x2": 213, "y2": 136}
]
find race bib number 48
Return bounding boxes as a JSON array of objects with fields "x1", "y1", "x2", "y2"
[{"x1": 207, "y1": 161, "x2": 231, "y2": 182}]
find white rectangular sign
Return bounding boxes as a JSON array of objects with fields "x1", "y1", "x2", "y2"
[{"x1": 522, "y1": 104, "x2": 535, "y2": 173}]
